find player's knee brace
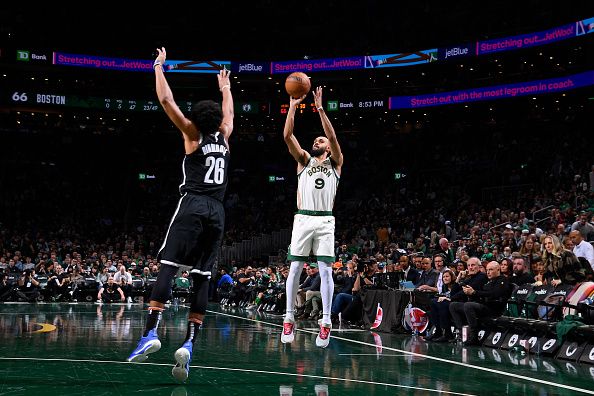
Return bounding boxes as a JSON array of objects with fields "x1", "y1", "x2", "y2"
[
  {"x1": 190, "y1": 274, "x2": 210, "y2": 314},
  {"x1": 149, "y1": 263, "x2": 179, "y2": 303}
]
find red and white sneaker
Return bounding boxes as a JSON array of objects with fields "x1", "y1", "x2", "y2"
[
  {"x1": 281, "y1": 318, "x2": 295, "y2": 344},
  {"x1": 316, "y1": 321, "x2": 332, "y2": 348}
]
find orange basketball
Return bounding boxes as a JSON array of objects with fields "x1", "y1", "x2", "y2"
[{"x1": 285, "y1": 72, "x2": 311, "y2": 98}]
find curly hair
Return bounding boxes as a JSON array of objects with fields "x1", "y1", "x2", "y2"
[{"x1": 190, "y1": 100, "x2": 223, "y2": 135}]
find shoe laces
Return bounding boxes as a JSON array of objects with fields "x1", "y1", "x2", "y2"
[
  {"x1": 283, "y1": 322, "x2": 294, "y2": 335},
  {"x1": 319, "y1": 325, "x2": 331, "y2": 340}
]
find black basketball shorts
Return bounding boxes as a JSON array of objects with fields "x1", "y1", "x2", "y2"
[{"x1": 157, "y1": 193, "x2": 225, "y2": 277}]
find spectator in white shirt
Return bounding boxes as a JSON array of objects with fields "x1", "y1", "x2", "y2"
[
  {"x1": 114, "y1": 265, "x2": 133, "y2": 302},
  {"x1": 570, "y1": 230, "x2": 594, "y2": 271}
]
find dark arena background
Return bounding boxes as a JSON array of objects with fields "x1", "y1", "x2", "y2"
[{"x1": 1, "y1": 2, "x2": 594, "y2": 395}]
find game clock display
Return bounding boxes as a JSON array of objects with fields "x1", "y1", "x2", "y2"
[{"x1": 279, "y1": 102, "x2": 318, "y2": 114}]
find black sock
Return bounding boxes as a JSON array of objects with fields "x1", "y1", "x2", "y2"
[
  {"x1": 143, "y1": 308, "x2": 163, "y2": 337},
  {"x1": 185, "y1": 321, "x2": 202, "y2": 344}
]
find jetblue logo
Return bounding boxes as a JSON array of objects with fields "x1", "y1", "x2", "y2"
[
  {"x1": 445, "y1": 47, "x2": 469, "y2": 58},
  {"x1": 439, "y1": 44, "x2": 472, "y2": 60},
  {"x1": 237, "y1": 63, "x2": 264, "y2": 73}
]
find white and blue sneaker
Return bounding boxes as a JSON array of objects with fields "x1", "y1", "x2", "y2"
[
  {"x1": 127, "y1": 328, "x2": 161, "y2": 362},
  {"x1": 172, "y1": 341, "x2": 193, "y2": 382}
]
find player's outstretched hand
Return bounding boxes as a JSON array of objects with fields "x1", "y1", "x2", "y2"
[
  {"x1": 218, "y1": 68, "x2": 231, "y2": 91},
  {"x1": 289, "y1": 94, "x2": 306, "y2": 109},
  {"x1": 155, "y1": 47, "x2": 166, "y2": 64},
  {"x1": 313, "y1": 86, "x2": 323, "y2": 109}
]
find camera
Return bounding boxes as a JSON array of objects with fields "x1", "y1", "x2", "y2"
[{"x1": 356, "y1": 260, "x2": 369, "y2": 274}]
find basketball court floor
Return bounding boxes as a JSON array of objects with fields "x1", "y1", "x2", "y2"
[{"x1": 0, "y1": 303, "x2": 592, "y2": 395}]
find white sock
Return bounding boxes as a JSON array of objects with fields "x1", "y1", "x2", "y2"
[
  {"x1": 284, "y1": 261, "x2": 304, "y2": 321},
  {"x1": 318, "y1": 260, "x2": 334, "y2": 325}
]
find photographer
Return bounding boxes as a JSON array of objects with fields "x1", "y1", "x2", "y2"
[
  {"x1": 0, "y1": 273, "x2": 14, "y2": 301},
  {"x1": 340, "y1": 257, "x2": 377, "y2": 326},
  {"x1": 17, "y1": 269, "x2": 40, "y2": 302},
  {"x1": 330, "y1": 261, "x2": 357, "y2": 323},
  {"x1": 97, "y1": 276, "x2": 125, "y2": 303}
]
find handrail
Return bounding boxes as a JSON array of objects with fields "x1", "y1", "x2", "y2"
[
  {"x1": 489, "y1": 222, "x2": 511, "y2": 232},
  {"x1": 535, "y1": 216, "x2": 552, "y2": 226},
  {"x1": 532, "y1": 205, "x2": 555, "y2": 221}
]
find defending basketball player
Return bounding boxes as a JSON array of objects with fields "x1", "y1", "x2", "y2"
[
  {"x1": 127, "y1": 48, "x2": 233, "y2": 382},
  {"x1": 281, "y1": 86, "x2": 343, "y2": 348}
]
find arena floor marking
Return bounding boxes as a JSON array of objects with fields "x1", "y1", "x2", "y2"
[
  {"x1": 338, "y1": 353, "x2": 410, "y2": 357},
  {"x1": 208, "y1": 309, "x2": 594, "y2": 395},
  {"x1": 0, "y1": 357, "x2": 475, "y2": 396}
]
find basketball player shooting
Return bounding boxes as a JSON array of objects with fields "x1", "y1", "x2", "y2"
[
  {"x1": 127, "y1": 47, "x2": 234, "y2": 382},
  {"x1": 281, "y1": 86, "x2": 343, "y2": 348}
]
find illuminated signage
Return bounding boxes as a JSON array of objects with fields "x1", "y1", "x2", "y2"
[
  {"x1": 364, "y1": 49, "x2": 438, "y2": 68},
  {"x1": 6, "y1": 90, "x2": 269, "y2": 115},
  {"x1": 389, "y1": 71, "x2": 594, "y2": 109},
  {"x1": 279, "y1": 98, "x2": 386, "y2": 114},
  {"x1": 233, "y1": 62, "x2": 268, "y2": 74},
  {"x1": 165, "y1": 60, "x2": 231, "y2": 74},
  {"x1": 271, "y1": 56, "x2": 364, "y2": 74},
  {"x1": 576, "y1": 17, "x2": 594, "y2": 36},
  {"x1": 279, "y1": 103, "x2": 318, "y2": 114},
  {"x1": 437, "y1": 44, "x2": 474, "y2": 60},
  {"x1": 477, "y1": 23, "x2": 575, "y2": 55},
  {"x1": 17, "y1": 49, "x2": 49, "y2": 63},
  {"x1": 53, "y1": 52, "x2": 153, "y2": 72}
]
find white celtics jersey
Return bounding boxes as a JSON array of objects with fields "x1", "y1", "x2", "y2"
[{"x1": 296, "y1": 156, "x2": 339, "y2": 212}]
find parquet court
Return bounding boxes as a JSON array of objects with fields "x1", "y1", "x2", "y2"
[{"x1": 0, "y1": 303, "x2": 592, "y2": 395}]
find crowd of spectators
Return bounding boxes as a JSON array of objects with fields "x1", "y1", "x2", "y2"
[{"x1": 1, "y1": 98, "x2": 593, "y2": 343}]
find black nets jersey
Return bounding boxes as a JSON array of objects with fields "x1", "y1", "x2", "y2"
[{"x1": 179, "y1": 131, "x2": 229, "y2": 202}]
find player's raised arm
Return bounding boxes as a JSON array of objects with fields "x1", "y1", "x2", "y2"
[
  {"x1": 217, "y1": 68, "x2": 234, "y2": 140},
  {"x1": 314, "y1": 87, "x2": 343, "y2": 172},
  {"x1": 283, "y1": 95, "x2": 310, "y2": 167},
  {"x1": 153, "y1": 47, "x2": 199, "y2": 142}
]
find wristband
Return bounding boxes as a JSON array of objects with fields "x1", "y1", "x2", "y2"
[
  {"x1": 317, "y1": 106, "x2": 324, "y2": 112},
  {"x1": 220, "y1": 84, "x2": 231, "y2": 92},
  {"x1": 153, "y1": 60, "x2": 163, "y2": 70}
]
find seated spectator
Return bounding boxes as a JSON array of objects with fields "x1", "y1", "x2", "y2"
[
  {"x1": 571, "y1": 211, "x2": 594, "y2": 241},
  {"x1": 113, "y1": 265, "x2": 133, "y2": 303},
  {"x1": 570, "y1": 230, "x2": 594, "y2": 272},
  {"x1": 46, "y1": 265, "x2": 72, "y2": 301},
  {"x1": 449, "y1": 261, "x2": 512, "y2": 346},
  {"x1": 415, "y1": 256, "x2": 439, "y2": 291},
  {"x1": 510, "y1": 254, "x2": 535, "y2": 286},
  {"x1": 499, "y1": 258, "x2": 512, "y2": 278},
  {"x1": 542, "y1": 234, "x2": 584, "y2": 286},
  {"x1": 96, "y1": 267, "x2": 109, "y2": 287},
  {"x1": 296, "y1": 264, "x2": 321, "y2": 320},
  {"x1": 174, "y1": 270, "x2": 191, "y2": 290},
  {"x1": 97, "y1": 276, "x2": 125, "y2": 303},
  {"x1": 398, "y1": 254, "x2": 419, "y2": 284},
  {"x1": 426, "y1": 269, "x2": 461, "y2": 342}
]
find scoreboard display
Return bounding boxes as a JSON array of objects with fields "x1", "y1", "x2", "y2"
[
  {"x1": 7, "y1": 91, "x2": 262, "y2": 114},
  {"x1": 8, "y1": 90, "x2": 189, "y2": 113}
]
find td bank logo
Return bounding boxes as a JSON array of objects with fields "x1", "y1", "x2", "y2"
[
  {"x1": 327, "y1": 101, "x2": 338, "y2": 112},
  {"x1": 17, "y1": 50, "x2": 30, "y2": 61}
]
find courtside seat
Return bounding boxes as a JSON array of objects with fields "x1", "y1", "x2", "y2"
[{"x1": 573, "y1": 325, "x2": 594, "y2": 343}]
